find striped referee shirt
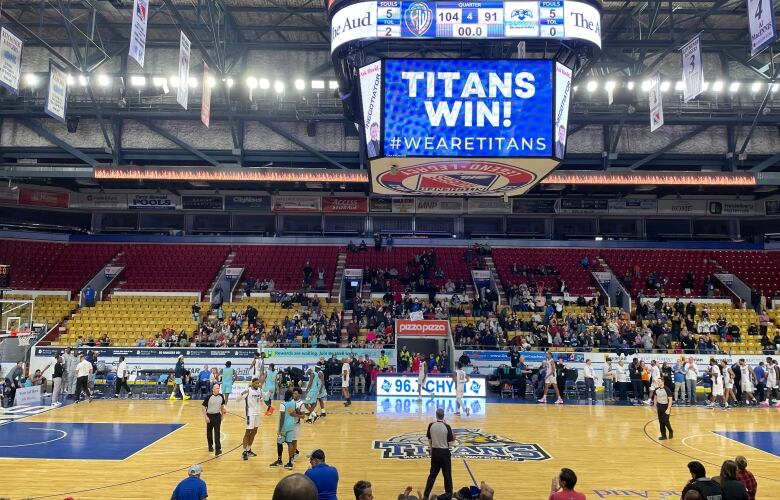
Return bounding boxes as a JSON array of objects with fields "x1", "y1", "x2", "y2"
[{"x1": 427, "y1": 420, "x2": 454, "y2": 451}]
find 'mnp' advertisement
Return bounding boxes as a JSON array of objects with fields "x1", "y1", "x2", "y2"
[{"x1": 382, "y1": 59, "x2": 553, "y2": 158}]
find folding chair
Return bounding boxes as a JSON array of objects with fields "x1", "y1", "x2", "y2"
[{"x1": 563, "y1": 380, "x2": 579, "y2": 400}]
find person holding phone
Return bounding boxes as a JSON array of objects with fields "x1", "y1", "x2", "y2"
[{"x1": 549, "y1": 468, "x2": 585, "y2": 500}]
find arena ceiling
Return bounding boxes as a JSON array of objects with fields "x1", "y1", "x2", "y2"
[{"x1": 0, "y1": 0, "x2": 779, "y2": 198}]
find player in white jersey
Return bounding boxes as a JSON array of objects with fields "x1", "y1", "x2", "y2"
[
  {"x1": 645, "y1": 360, "x2": 662, "y2": 405},
  {"x1": 707, "y1": 360, "x2": 725, "y2": 410},
  {"x1": 341, "y1": 358, "x2": 352, "y2": 407},
  {"x1": 238, "y1": 378, "x2": 263, "y2": 460},
  {"x1": 249, "y1": 351, "x2": 263, "y2": 380},
  {"x1": 738, "y1": 359, "x2": 758, "y2": 406},
  {"x1": 417, "y1": 361, "x2": 427, "y2": 399},
  {"x1": 720, "y1": 360, "x2": 735, "y2": 409},
  {"x1": 761, "y1": 357, "x2": 779, "y2": 407},
  {"x1": 291, "y1": 387, "x2": 304, "y2": 463},
  {"x1": 453, "y1": 362, "x2": 470, "y2": 417}
]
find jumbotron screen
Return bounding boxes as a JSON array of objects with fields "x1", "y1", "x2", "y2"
[{"x1": 330, "y1": 0, "x2": 601, "y2": 52}]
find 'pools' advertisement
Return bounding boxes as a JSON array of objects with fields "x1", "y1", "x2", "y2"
[{"x1": 382, "y1": 59, "x2": 553, "y2": 157}]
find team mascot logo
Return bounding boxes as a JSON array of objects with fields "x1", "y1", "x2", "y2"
[
  {"x1": 373, "y1": 428, "x2": 551, "y2": 461},
  {"x1": 405, "y1": 2, "x2": 433, "y2": 36}
]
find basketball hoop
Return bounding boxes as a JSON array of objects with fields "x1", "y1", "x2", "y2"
[{"x1": 0, "y1": 330, "x2": 34, "y2": 347}]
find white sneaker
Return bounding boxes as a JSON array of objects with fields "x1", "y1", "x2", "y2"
[{"x1": 555, "y1": 399, "x2": 564, "y2": 405}]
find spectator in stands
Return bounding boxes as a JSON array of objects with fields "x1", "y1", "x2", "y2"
[
  {"x1": 303, "y1": 261, "x2": 313, "y2": 285},
  {"x1": 172, "y1": 464, "x2": 207, "y2": 500},
  {"x1": 549, "y1": 468, "x2": 585, "y2": 500},
  {"x1": 305, "y1": 449, "x2": 339, "y2": 500},
  {"x1": 735, "y1": 456, "x2": 757, "y2": 500},
  {"x1": 373, "y1": 233, "x2": 382, "y2": 251},
  {"x1": 191, "y1": 301, "x2": 201, "y2": 323},
  {"x1": 682, "y1": 462, "x2": 722, "y2": 499},
  {"x1": 715, "y1": 460, "x2": 749, "y2": 499},
  {"x1": 359, "y1": 240, "x2": 368, "y2": 252},
  {"x1": 197, "y1": 365, "x2": 211, "y2": 397},
  {"x1": 273, "y1": 474, "x2": 318, "y2": 500}
]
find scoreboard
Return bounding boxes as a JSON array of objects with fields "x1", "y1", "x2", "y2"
[{"x1": 331, "y1": 0, "x2": 601, "y2": 51}]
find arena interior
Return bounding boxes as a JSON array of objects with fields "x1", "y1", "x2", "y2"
[{"x1": 1, "y1": 0, "x2": 780, "y2": 499}]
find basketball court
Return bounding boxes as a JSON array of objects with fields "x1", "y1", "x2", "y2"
[{"x1": 2, "y1": 399, "x2": 778, "y2": 499}]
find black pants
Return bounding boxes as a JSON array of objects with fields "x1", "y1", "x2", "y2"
[
  {"x1": 617, "y1": 382, "x2": 628, "y2": 401},
  {"x1": 206, "y1": 413, "x2": 222, "y2": 451},
  {"x1": 115, "y1": 377, "x2": 131, "y2": 395},
  {"x1": 75, "y1": 376, "x2": 90, "y2": 400},
  {"x1": 657, "y1": 404, "x2": 673, "y2": 438},
  {"x1": 423, "y1": 448, "x2": 453, "y2": 499},
  {"x1": 632, "y1": 380, "x2": 643, "y2": 400}
]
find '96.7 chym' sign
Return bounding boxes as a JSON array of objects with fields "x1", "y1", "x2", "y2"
[{"x1": 377, "y1": 374, "x2": 487, "y2": 397}]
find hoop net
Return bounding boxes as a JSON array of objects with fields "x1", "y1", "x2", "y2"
[{"x1": 0, "y1": 329, "x2": 34, "y2": 346}]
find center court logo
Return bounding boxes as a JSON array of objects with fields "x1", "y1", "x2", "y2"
[
  {"x1": 375, "y1": 161, "x2": 536, "y2": 196},
  {"x1": 373, "y1": 428, "x2": 551, "y2": 461}
]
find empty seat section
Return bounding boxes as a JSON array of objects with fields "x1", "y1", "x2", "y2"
[
  {"x1": 232, "y1": 245, "x2": 339, "y2": 292},
  {"x1": 492, "y1": 248, "x2": 600, "y2": 296}
]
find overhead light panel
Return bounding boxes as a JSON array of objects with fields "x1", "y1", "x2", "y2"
[
  {"x1": 274, "y1": 81, "x2": 285, "y2": 94},
  {"x1": 311, "y1": 80, "x2": 325, "y2": 90},
  {"x1": 225, "y1": 78, "x2": 234, "y2": 88},
  {"x1": 627, "y1": 81, "x2": 635, "y2": 90},
  {"x1": 675, "y1": 81, "x2": 685, "y2": 91},
  {"x1": 604, "y1": 81, "x2": 615, "y2": 91},
  {"x1": 188, "y1": 77, "x2": 198, "y2": 88},
  {"x1": 97, "y1": 74, "x2": 110, "y2": 86},
  {"x1": 246, "y1": 76, "x2": 258, "y2": 89},
  {"x1": 24, "y1": 73, "x2": 38, "y2": 87},
  {"x1": 712, "y1": 80, "x2": 723, "y2": 92},
  {"x1": 729, "y1": 82, "x2": 740, "y2": 92},
  {"x1": 66, "y1": 74, "x2": 75, "y2": 86},
  {"x1": 328, "y1": 80, "x2": 339, "y2": 90},
  {"x1": 207, "y1": 76, "x2": 216, "y2": 88},
  {"x1": 586, "y1": 80, "x2": 597, "y2": 92},
  {"x1": 660, "y1": 81, "x2": 670, "y2": 92},
  {"x1": 78, "y1": 75, "x2": 87, "y2": 86},
  {"x1": 752, "y1": 81, "x2": 762, "y2": 92},
  {"x1": 640, "y1": 80, "x2": 652, "y2": 92},
  {"x1": 130, "y1": 75, "x2": 146, "y2": 87},
  {"x1": 169, "y1": 75, "x2": 180, "y2": 88},
  {"x1": 259, "y1": 78, "x2": 270, "y2": 90},
  {"x1": 295, "y1": 79, "x2": 305, "y2": 91},
  {"x1": 772, "y1": 83, "x2": 779, "y2": 92}
]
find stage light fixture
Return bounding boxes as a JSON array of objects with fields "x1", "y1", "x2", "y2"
[
  {"x1": 702, "y1": 81, "x2": 710, "y2": 91},
  {"x1": 604, "y1": 81, "x2": 615, "y2": 91},
  {"x1": 24, "y1": 73, "x2": 38, "y2": 87},
  {"x1": 97, "y1": 74, "x2": 110, "y2": 86},
  {"x1": 188, "y1": 77, "x2": 198, "y2": 88},
  {"x1": 772, "y1": 83, "x2": 779, "y2": 92},
  {"x1": 246, "y1": 77, "x2": 258, "y2": 89},
  {"x1": 259, "y1": 78, "x2": 270, "y2": 90},
  {"x1": 295, "y1": 79, "x2": 305, "y2": 91},
  {"x1": 641, "y1": 80, "x2": 652, "y2": 92},
  {"x1": 752, "y1": 82, "x2": 762, "y2": 92},
  {"x1": 328, "y1": 80, "x2": 339, "y2": 90},
  {"x1": 675, "y1": 81, "x2": 685, "y2": 91},
  {"x1": 586, "y1": 80, "x2": 597, "y2": 92},
  {"x1": 626, "y1": 81, "x2": 635, "y2": 90},
  {"x1": 66, "y1": 74, "x2": 74, "y2": 86},
  {"x1": 660, "y1": 81, "x2": 670, "y2": 92},
  {"x1": 729, "y1": 82, "x2": 740, "y2": 92},
  {"x1": 207, "y1": 76, "x2": 216, "y2": 88},
  {"x1": 712, "y1": 81, "x2": 723, "y2": 92},
  {"x1": 169, "y1": 76, "x2": 180, "y2": 88},
  {"x1": 130, "y1": 75, "x2": 146, "y2": 87},
  {"x1": 78, "y1": 75, "x2": 87, "y2": 86},
  {"x1": 311, "y1": 80, "x2": 325, "y2": 90},
  {"x1": 225, "y1": 78, "x2": 234, "y2": 88},
  {"x1": 274, "y1": 81, "x2": 285, "y2": 94}
]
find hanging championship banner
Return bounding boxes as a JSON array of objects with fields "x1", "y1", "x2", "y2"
[
  {"x1": 0, "y1": 27, "x2": 23, "y2": 94},
  {"x1": 747, "y1": 0, "x2": 777, "y2": 55},
  {"x1": 201, "y1": 63, "x2": 212, "y2": 128},
  {"x1": 129, "y1": 0, "x2": 149, "y2": 67},
  {"x1": 45, "y1": 61, "x2": 68, "y2": 123},
  {"x1": 681, "y1": 35, "x2": 703, "y2": 102},
  {"x1": 649, "y1": 72, "x2": 663, "y2": 132},
  {"x1": 177, "y1": 31, "x2": 191, "y2": 109}
]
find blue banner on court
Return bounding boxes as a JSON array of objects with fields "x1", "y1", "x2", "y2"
[{"x1": 383, "y1": 59, "x2": 553, "y2": 157}]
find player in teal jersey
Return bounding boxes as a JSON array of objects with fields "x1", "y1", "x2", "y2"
[
  {"x1": 270, "y1": 389, "x2": 297, "y2": 470},
  {"x1": 261, "y1": 363, "x2": 278, "y2": 415},
  {"x1": 220, "y1": 361, "x2": 234, "y2": 403},
  {"x1": 303, "y1": 366, "x2": 321, "y2": 423}
]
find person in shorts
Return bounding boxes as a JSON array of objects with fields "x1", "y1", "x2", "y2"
[
  {"x1": 238, "y1": 377, "x2": 262, "y2": 460},
  {"x1": 270, "y1": 389, "x2": 297, "y2": 470}
]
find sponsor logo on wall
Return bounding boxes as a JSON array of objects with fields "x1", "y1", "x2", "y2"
[
  {"x1": 322, "y1": 196, "x2": 368, "y2": 213},
  {"x1": 128, "y1": 193, "x2": 178, "y2": 210}
]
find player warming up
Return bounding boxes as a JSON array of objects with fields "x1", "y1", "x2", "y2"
[
  {"x1": 538, "y1": 352, "x2": 564, "y2": 404},
  {"x1": 292, "y1": 387, "x2": 304, "y2": 463},
  {"x1": 417, "y1": 359, "x2": 427, "y2": 399},
  {"x1": 304, "y1": 366, "x2": 321, "y2": 423},
  {"x1": 315, "y1": 365, "x2": 327, "y2": 418},
  {"x1": 270, "y1": 389, "x2": 297, "y2": 470},
  {"x1": 238, "y1": 378, "x2": 262, "y2": 460},
  {"x1": 453, "y1": 362, "x2": 470, "y2": 416},
  {"x1": 262, "y1": 363, "x2": 278, "y2": 415},
  {"x1": 341, "y1": 357, "x2": 352, "y2": 407}
]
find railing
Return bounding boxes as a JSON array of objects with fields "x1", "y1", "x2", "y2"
[{"x1": 453, "y1": 344, "x2": 775, "y2": 356}]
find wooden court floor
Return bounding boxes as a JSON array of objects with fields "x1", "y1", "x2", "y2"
[{"x1": 2, "y1": 399, "x2": 779, "y2": 500}]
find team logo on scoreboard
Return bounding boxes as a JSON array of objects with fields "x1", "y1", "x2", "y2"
[
  {"x1": 510, "y1": 8, "x2": 534, "y2": 20},
  {"x1": 375, "y1": 161, "x2": 537, "y2": 196},
  {"x1": 404, "y1": 2, "x2": 433, "y2": 37},
  {"x1": 373, "y1": 428, "x2": 551, "y2": 462}
]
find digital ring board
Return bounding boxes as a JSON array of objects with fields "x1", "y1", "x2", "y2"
[{"x1": 330, "y1": 0, "x2": 602, "y2": 53}]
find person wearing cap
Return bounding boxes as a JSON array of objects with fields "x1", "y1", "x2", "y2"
[
  {"x1": 304, "y1": 449, "x2": 339, "y2": 500},
  {"x1": 171, "y1": 464, "x2": 207, "y2": 500},
  {"x1": 170, "y1": 355, "x2": 190, "y2": 400},
  {"x1": 422, "y1": 408, "x2": 455, "y2": 500}
]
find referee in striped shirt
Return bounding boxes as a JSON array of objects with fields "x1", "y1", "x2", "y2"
[{"x1": 423, "y1": 408, "x2": 455, "y2": 499}]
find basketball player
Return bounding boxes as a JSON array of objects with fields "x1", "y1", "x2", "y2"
[
  {"x1": 538, "y1": 352, "x2": 563, "y2": 404},
  {"x1": 315, "y1": 365, "x2": 327, "y2": 418},
  {"x1": 270, "y1": 389, "x2": 296, "y2": 470},
  {"x1": 170, "y1": 355, "x2": 190, "y2": 400},
  {"x1": 417, "y1": 358, "x2": 427, "y2": 399},
  {"x1": 707, "y1": 359, "x2": 725, "y2": 410},
  {"x1": 114, "y1": 355, "x2": 131, "y2": 398},
  {"x1": 262, "y1": 363, "x2": 278, "y2": 415},
  {"x1": 238, "y1": 377, "x2": 262, "y2": 460},
  {"x1": 644, "y1": 360, "x2": 661, "y2": 405},
  {"x1": 341, "y1": 357, "x2": 352, "y2": 407},
  {"x1": 303, "y1": 367, "x2": 320, "y2": 422},
  {"x1": 249, "y1": 351, "x2": 263, "y2": 380},
  {"x1": 720, "y1": 360, "x2": 735, "y2": 409},
  {"x1": 221, "y1": 360, "x2": 235, "y2": 403},
  {"x1": 761, "y1": 357, "x2": 779, "y2": 407},
  {"x1": 291, "y1": 387, "x2": 304, "y2": 463},
  {"x1": 453, "y1": 362, "x2": 470, "y2": 417},
  {"x1": 738, "y1": 359, "x2": 758, "y2": 406}
]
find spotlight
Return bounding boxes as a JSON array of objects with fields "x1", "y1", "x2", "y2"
[
  {"x1": 153, "y1": 76, "x2": 167, "y2": 87},
  {"x1": 627, "y1": 81, "x2": 635, "y2": 90},
  {"x1": 702, "y1": 81, "x2": 710, "y2": 91},
  {"x1": 640, "y1": 80, "x2": 652, "y2": 92},
  {"x1": 586, "y1": 80, "x2": 597, "y2": 92},
  {"x1": 712, "y1": 81, "x2": 723, "y2": 92},
  {"x1": 24, "y1": 73, "x2": 38, "y2": 87},
  {"x1": 295, "y1": 79, "x2": 305, "y2": 91},
  {"x1": 274, "y1": 81, "x2": 285, "y2": 94},
  {"x1": 772, "y1": 83, "x2": 779, "y2": 92},
  {"x1": 188, "y1": 77, "x2": 197, "y2": 88},
  {"x1": 604, "y1": 81, "x2": 616, "y2": 92},
  {"x1": 66, "y1": 74, "x2": 74, "y2": 86},
  {"x1": 660, "y1": 81, "x2": 671, "y2": 92},
  {"x1": 97, "y1": 74, "x2": 110, "y2": 86},
  {"x1": 675, "y1": 81, "x2": 685, "y2": 91},
  {"x1": 78, "y1": 75, "x2": 87, "y2": 86},
  {"x1": 328, "y1": 80, "x2": 339, "y2": 90},
  {"x1": 259, "y1": 78, "x2": 270, "y2": 90},
  {"x1": 311, "y1": 80, "x2": 325, "y2": 90},
  {"x1": 169, "y1": 75, "x2": 180, "y2": 88},
  {"x1": 225, "y1": 78, "x2": 234, "y2": 88},
  {"x1": 729, "y1": 82, "x2": 740, "y2": 92},
  {"x1": 752, "y1": 82, "x2": 762, "y2": 92},
  {"x1": 246, "y1": 77, "x2": 257, "y2": 89},
  {"x1": 130, "y1": 75, "x2": 146, "y2": 87}
]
